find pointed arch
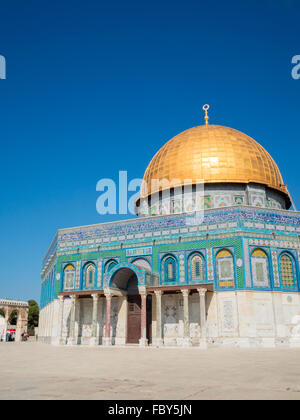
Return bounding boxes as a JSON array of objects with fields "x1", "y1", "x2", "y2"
[
  {"x1": 84, "y1": 262, "x2": 96, "y2": 288},
  {"x1": 131, "y1": 258, "x2": 151, "y2": 272},
  {"x1": 252, "y1": 248, "x2": 268, "y2": 258},
  {"x1": 188, "y1": 252, "x2": 205, "y2": 283},
  {"x1": 105, "y1": 259, "x2": 118, "y2": 273},
  {"x1": 162, "y1": 255, "x2": 177, "y2": 283}
]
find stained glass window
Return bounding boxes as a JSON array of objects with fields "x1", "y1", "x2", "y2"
[
  {"x1": 251, "y1": 249, "x2": 269, "y2": 288},
  {"x1": 191, "y1": 255, "x2": 204, "y2": 282},
  {"x1": 164, "y1": 257, "x2": 176, "y2": 282},
  {"x1": 216, "y1": 249, "x2": 234, "y2": 288},
  {"x1": 280, "y1": 254, "x2": 296, "y2": 288},
  {"x1": 64, "y1": 264, "x2": 75, "y2": 290},
  {"x1": 85, "y1": 264, "x2": 96, "y2": 288}
]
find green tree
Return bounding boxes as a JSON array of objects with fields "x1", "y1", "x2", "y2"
[{"x1": 28, "y1": 300, "x2": 39, "y2": 336}]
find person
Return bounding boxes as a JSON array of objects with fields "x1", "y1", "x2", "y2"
[{"x1": 6, "y1": 332, "x2": 10, "y2": 342}]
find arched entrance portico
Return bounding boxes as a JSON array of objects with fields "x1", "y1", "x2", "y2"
[
  {"x1": 110, "y1": 267, "x2": 139, "y2": 295},
  {"x1": 0, "y1": 299, "x2": 29, "y2": 342},
  {"x1": 109, "y1": 267, "x2": 152, "y2": 345}
]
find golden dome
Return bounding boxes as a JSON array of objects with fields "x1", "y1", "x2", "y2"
[{"x1": 141, "y1": 124, "x2": 288, "y2": 199}]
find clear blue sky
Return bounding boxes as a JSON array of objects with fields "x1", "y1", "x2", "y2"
[{"x1": 0, "y1": 0, "x2": 299, "y2": 303}]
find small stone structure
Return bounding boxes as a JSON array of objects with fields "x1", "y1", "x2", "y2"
[{"x1": 0, "y1": 299, "x2": 29, "y2": 342}]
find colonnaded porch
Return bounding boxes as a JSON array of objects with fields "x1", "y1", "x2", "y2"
[{"x1": 57, "y1": 267, "x2": 212, "y2": 348}]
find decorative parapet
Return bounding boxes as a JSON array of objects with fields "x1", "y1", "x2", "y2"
[{"x1": 0, "y1": 299, "x2": 28, "y2": 308}]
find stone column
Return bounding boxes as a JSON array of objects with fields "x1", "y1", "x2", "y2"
[
  {"x1": 15, "y1": 312, "x2": 22, "y2": 343},
  {"x1": 181, "y1": 289, "x2": 192, "y2": 347},
  {"x1": 4, "y1": 310, "x2": 8, "y2": 343},
  {"x1": 67, "y1": 295, "x2": 77, "y2": 346},
  {"x1": 90, "y1": 294, "x2": 99, "y2": 346},
  {"x1": 154, "y1": 290, "x2": 164, "y2": 347},
  {"x1": 75, "y1": 297, "x2": 81, "y2": 344},
  {"x1": 57, "y1": 296, "x2": 65, "y2": 345},
  {"x1": 139, "y1": 289, "x2": 148, "y2": 347},
  {"x1": 103, "y1": 293, "x2": 112, "y2": 346},
  {"x1": 197, "y1": 288, "x2": 208, "y2": 349}
]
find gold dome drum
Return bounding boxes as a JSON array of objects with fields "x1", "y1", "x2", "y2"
[{"x1": 141, "y1": 124, "x2": 288, "y2": 199}]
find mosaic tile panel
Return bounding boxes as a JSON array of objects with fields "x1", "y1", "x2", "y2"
[
  {"x1": 214, "y1": 195, "x2": 231, "y2": 208},
  {"x1": 75, "y1": 261, "x2": 81, "y2": 289},
  {"x1": 97, "y1": 259, "x2": 103, "y2": 288},
  {"x1": 178, "y1": 251, "x2": 185, "y2": 283},
  {"x1": 271, "y1": 250, "x2": 280, "y2": 287},
  {"x1": 206, "y1": 248, "x2": 214, "y2": 281}
]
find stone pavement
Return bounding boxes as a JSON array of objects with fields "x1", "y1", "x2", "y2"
[{"x1": 1, "y1": 342, "x2": 300, "y2": 400}]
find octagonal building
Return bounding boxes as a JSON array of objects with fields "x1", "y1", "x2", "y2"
[{"x1": 39, "y1": 110, "x2": 300, "y2": 348}]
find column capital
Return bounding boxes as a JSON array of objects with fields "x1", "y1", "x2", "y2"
[
  {"x1": 58, "y1": 295, "x2": 64, "y2": 302},
  {"x1": 91, "y1": 293, "x2": 100, "y2": 301},
  {"x1": 181, "y1": 289, "x2": 190, "y2": 297},
  {"x1": 138, "y1": 286, "x2": 147, "y2": 297},
  {"x1": 104, "y1": 293, "x2": 112, "y2": 300},
  {"x1": 154, "y1": 289, "x2": 163, "y2": 297},
  {"x1": 197, "y1": 288, "x2": 208, "y2": 296}
]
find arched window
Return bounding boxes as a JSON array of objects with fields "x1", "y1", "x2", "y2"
[
  {"x1": 164, "y1": 257, "x2": 176, "y2": 283},
  {"x1": 64, "y1": 264, "x2": 75, "y2": 290},
  {"x1": 216, "y1": 249, "x2": 234, "y2": 288},
  {"x1": 190, "y1": 254, "x2": 204, "y2": 283},
  {"x1": 251, "y1": 248, "x2": 269, "y2": 288},
  {"x1": 280, "y1": 253, "x2": 296, "y2": 288},
  {"x1": 85, "y1": 263, "x2": 96, "y2": 288},
  {"x1": 105, "y1": 260, "x2": 118, "y2": 273}
]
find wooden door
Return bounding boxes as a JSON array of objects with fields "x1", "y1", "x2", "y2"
[{"x1": 127, "y1": 295, "x2": 141, "y2": 344}]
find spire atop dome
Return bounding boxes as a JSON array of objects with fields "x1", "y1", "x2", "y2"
[{"x1": 203, "y1": 104, "x2": 210, "y2": 125}]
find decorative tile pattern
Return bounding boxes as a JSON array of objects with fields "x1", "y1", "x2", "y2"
[
  {"x1": 125, "y1": 246, "x2": 152, "y2": 257},
  {"x1": 234, "y1": 195, "x2": 244, "y2": 205},
  {"x1": 206, "y1": 248, "x2": 214, "y2": 281},
  {"x1": 97, "y1": 259, "x2": 103, "y2": 288},
  {"x1": 280, "y1": 254, "x2": 296, "y2": 288},
  {"x1": 200, "y1": 196, "x2": 212, "y2": 209},
  {"x1": 41, "y1": 204, "x2": 300, "y2": 309},
  {"x1": 243, "y1": 239, "x2": 251, "y2": 287},
  {"x1": 75, "y1": 261, "x2": 81, "y2": 289},
  {"x1": 271, "y1": 251, "x2": 280, "y2": 287},
  {"x1": 214, "y1": 195, "x2": 231, "y2": 208},
  {"x1": 179, "y1": 251, "x2": 185, "y2": 283},
  {"x1": 250, "y1": 194, "x2": 265, "y2": 207}
]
